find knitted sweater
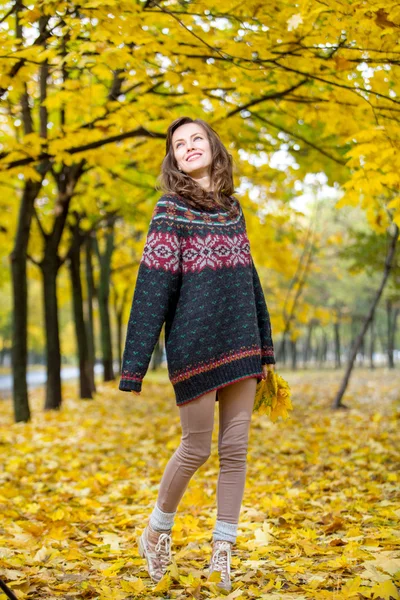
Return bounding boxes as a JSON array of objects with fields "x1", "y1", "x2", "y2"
[{"x1": 119, "y1": 193, "x2": 275, "y2": 406}]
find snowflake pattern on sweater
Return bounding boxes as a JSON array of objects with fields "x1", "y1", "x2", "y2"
[{"x1": 119, "y1": 193, "x2": 275, "y2": 406}]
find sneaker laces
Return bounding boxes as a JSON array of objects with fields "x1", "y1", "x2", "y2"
[
  {"x1": 154, "y1": 532, "x2": 172, "y2": 570},
  {"x1": 211, "y1": 541, "x2": 231, "y2": 581}
]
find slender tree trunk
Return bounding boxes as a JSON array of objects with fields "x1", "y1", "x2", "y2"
[
  {"x1": 393, "y1": 309, "x2": 399, "y2": 367},
  {"x1": 332, "y1": 224, "x2": 399, "y2": 409},
  {"x1": 290, "y1": 338, "x2": 297, "y2": 370},
  {"x1": 322, "y1": 330, "x2": 328, "y2": 365},
  {"x1": 303, "y1": 320, "x2": 315, "y2": 367},
  {"x1": 318, "y1": 329, "x2": 328, "y2": 368},
  {"x1": 116, "y1": 308, "x2": 123, "y2": 373},
  {"x1": 10, "y1": 181, "x2": 41, "y2": 422},
  {"x1": 9, "y1": 3, "x2": 47, "y2": 422},
  {"x1": 386, "y1": 300, "x2": 399, "y2": 369},
  {"x1": 85, "y1": 234, "x2": 96, "y2": 392},
  {"x1": 369, "y1": 315, "x2": 375, "y2": 369},
  {"x1": 37, "y1": 162, "x2": 85, "y2": 411},
  {"x1": 41, "y1": 256, "x2": 62, "y2": 410},
  {"x1": 359, "y1": 334, "x2": 365, "y2": 367},
  {"x1": 94, "y1": 221, "x2": 116, "y2": 382},
  {"x1": 277, "y1": 333, "x2": 287, "y2": 365},
  {"x1": 69, "y1": 220, "x2": 92, "y2": 399},
  {"x1": 334, "y1": 321, "x2": 341, "y2": 369},
  {"x1": 112, "y1": 285, "x2": 129, "y2": 374}
]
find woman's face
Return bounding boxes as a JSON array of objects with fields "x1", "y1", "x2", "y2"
[{"x1": 171, "y1": 122, "x2": 212, "y2": 177}]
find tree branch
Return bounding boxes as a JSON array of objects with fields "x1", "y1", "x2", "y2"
[
  {"x1": 225, "y1": 78, "x2": 310, "y2": 118},
  {"x1": 1, "y1": 127, "x2": 165, "y2": 170}
]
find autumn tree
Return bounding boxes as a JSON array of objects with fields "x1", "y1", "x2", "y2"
[{"x1": 1, "y1": 0, "x2": 399, "y2": 420}]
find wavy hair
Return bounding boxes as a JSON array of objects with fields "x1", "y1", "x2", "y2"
[{"x1": 157, "y1": 116, "x2": 238, "y2": 218}]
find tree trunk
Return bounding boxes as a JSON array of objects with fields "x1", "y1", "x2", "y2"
[
  {"x1": 112, "y1": 285, "x2": 129, "y2": 374},
  {"x1": 332, "y1": 224, "x2": 399, "y2": 409},
  {"x1": 393, "y1": 309, "x2": 399, "y2": 368},
  {"x1": 85, "y1": 234, "x2": 96, "y2": 392},
  {"x1": 116, "y1": 307, "x2": 123, "y2": 373},
  {"x1": 9, "y1": 3, "x2": 47, "y2": 422},
  {"x1": 359, "y1": 333, "x2": 365, "y2": 367},
  {"x1": 318, "y1": 329, "x2": 328, "y2": 368},
  {"x1": 38, "y1": 161, "x2": 85, "y2": 411},
  {"x1": 290, "y1": 338, "x2": 297, "y2": 370},
  {"x1": 41, "y1": 256, "x2": 62, "y2": 411},
  {"x1": 386, "y1": 300, "x2": 399, "y2": 369},
  {"x1": 303, "y1": 320, "x2": 315, "y2": 367},
  {"x1": 69, "y1": 221, "x2": 92, "y2": 399},
  {"x1": 334, "y1": 321, "x2": 341, "y2": 369},
  {"x1": 10, "y1": 181, "x2": 41, "y2": 422},
  {"x1": 94, "y1": 221, "x2": 116, "y2": 382},
  {"x1": 369, "y1": 314, "x2": 375, "y2": 369},
  {"x1": 276, "y1": 333, "x2": 287, "y2": 365}
]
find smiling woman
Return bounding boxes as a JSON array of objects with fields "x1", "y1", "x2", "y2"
[
  {"x1": 119, "y1": 116, "x2": 276, "y2": 591},
  {"x1": 172, "y1": 124, "x2": 212, "y2": 182},
  {"x1": 159, "y1": 116, "x2": 237, "y2": 217}
]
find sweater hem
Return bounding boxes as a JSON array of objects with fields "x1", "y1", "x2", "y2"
[
  {"x1": 173, "y1": 353, "x2": 265, "y2": 406},
  {"x1": 175, "y1": 372, "x2": 262, "y2": 406}
]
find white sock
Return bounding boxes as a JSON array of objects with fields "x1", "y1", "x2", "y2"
[
  {"x1": 149, "y1": 502, "x2": 176, "y2": 532},
  {"x1": 213, "y1": 520, "x2": 237, "y2": 543}
]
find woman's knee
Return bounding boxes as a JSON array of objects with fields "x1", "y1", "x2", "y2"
[
  {"x1": 218, "y1": 423, "x2": 251, "y2": 465},
  {"x1": 175, "y1": 433, "x2": 212, "y2": 471}
]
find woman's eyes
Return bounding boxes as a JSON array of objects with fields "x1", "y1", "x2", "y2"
[{"x1": 176, "y1": 136, "x2": 202, "y2": 148}]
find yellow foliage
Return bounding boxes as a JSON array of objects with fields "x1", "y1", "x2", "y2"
[
  {"x1": 253, "y1": 370, "x2": 293, "y2": 421},
  {"x1": 0, "y1": 370, "x2": 399, "y2": 597}
]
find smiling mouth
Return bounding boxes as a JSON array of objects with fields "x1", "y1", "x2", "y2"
[{"x1": 186, "y1": 153, "x2": 202, "y2": 162}]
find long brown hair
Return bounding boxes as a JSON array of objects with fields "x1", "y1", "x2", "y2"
[{"x1": 157, "y1": 117, "x2": 238, "y2": 217}]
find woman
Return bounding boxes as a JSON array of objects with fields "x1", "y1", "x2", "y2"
[{"x1": 119, "y1": 116, "x2": 275, "y2": 591}]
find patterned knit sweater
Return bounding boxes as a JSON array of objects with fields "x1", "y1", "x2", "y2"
[{"x1": 119, "y1": 193, "x2": 275, "y2": 406}]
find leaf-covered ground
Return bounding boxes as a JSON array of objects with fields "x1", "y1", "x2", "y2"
[{"x1": 0, "y1": 368, "x2": 399, "y2": 600}]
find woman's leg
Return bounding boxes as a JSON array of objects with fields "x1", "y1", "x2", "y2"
[
  {"x1": 213, "y1": 377, "x2": 257, "y2": 543},
  {"x1": 149, "y1": 388, "x2": 217, "y2": 532}
]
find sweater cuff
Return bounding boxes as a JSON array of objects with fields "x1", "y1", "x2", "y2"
[
  {"x1": 262, "y1": 357, "x2": 276, "y2": 365},
  {"x1": 119, "y1": 379, "x2": 142, "y2": 393},
  {"x1": 261, "y1": 350, "x2": 275, "y2": 365}
]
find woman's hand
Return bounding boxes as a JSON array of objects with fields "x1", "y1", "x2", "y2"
[
  {"x1": 131, "y1": 390, "x2": 141, "y2": 396},
  {"x1": 262, "y1": 363, "x2": 275, "y2": 379}
]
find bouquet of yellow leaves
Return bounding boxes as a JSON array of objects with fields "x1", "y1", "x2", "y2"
[{"x1": 253, "y1": 370, "x2": 293, "y2": 421}]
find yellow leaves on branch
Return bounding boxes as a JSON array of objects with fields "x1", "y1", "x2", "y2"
[{"x1": 335, "y1": 126, "x2": 400, "y2": 230}]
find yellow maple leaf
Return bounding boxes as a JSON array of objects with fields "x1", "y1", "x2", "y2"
[
  {"x1": 208, "y1": 570, "x2": 222, "y2": 583},
  {"x1": 340, "y1": 576, "x2": 362, "y2": 598},
  {"x1": 120, "y1": 577, "x2": 145, "y2": 593},
  {"x1": 153, "y1": 572, "x2": 172, "y2": 593},
  {"x1": 370, "y1": 579, "x2": 400, "y2": 600},
  {"x1": 101, "y1": 559, "x2": 126, "y2": 576}
]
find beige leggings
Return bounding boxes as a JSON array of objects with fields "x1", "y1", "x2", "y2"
[{"x1": 156, "y1": 377, "x2": 257, "y2": 523}]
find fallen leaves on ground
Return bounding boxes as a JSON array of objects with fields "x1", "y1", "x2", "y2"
[{"x1": 0, "y1": 368, "x2": 399, "y2": 599}]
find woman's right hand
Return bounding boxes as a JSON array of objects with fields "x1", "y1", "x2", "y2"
[{"x1": 131, "y1": 390, "x2": 141, "y2": 396}]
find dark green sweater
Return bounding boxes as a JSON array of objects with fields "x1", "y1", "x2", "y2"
[{"x1": 119, "y1": 193, "x2": 275, "y2": 406}]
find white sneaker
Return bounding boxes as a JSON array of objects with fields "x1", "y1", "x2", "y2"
[
  {"x1": 208, "y1": 540, "x2": 232, "y2": 592},
  {"x1": 138, "y1": 523, "x2": 172, "y2": 582}
]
